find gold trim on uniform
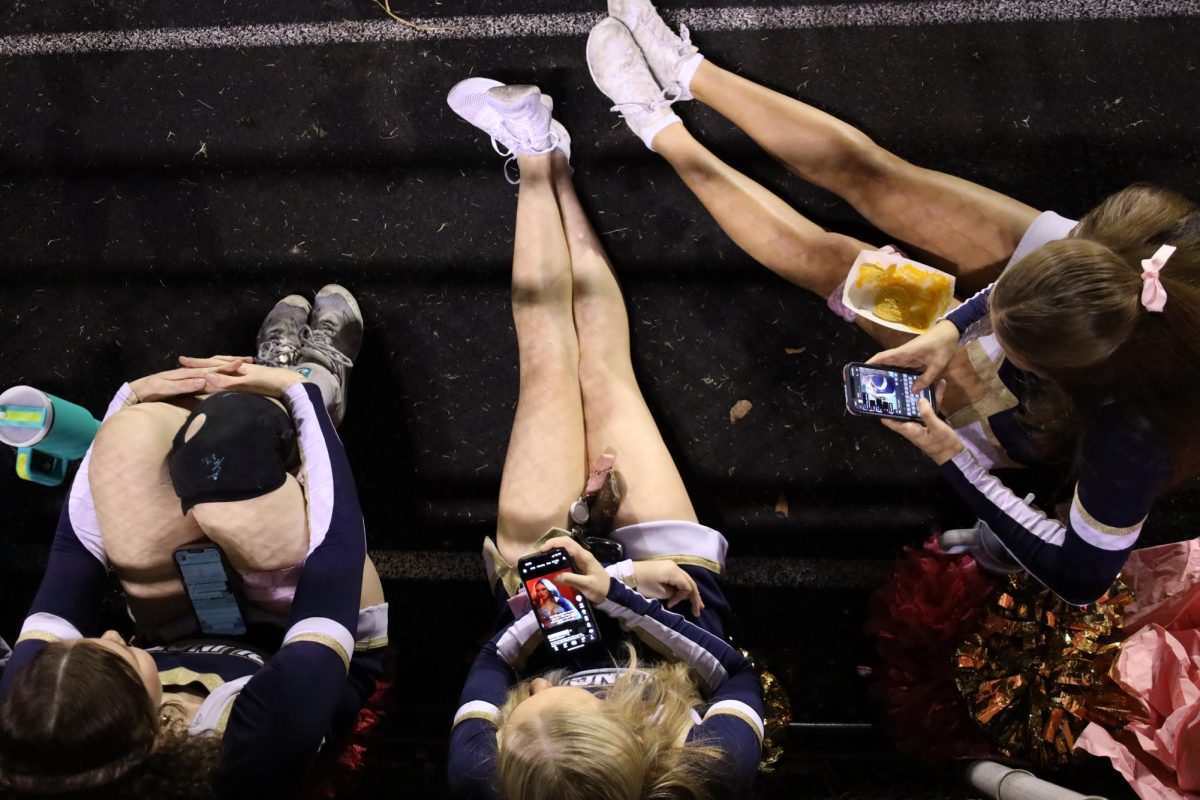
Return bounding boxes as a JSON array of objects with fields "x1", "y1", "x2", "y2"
[
  {"x1": 944, "y1": 336, "x2": 1020, "y2": 430},
  {"x1": 453, "y1": 711, "x2": 500, "y2": 728},
  {"x1": 704, "y1": 708, "x2": 765, "y2": 742},
  {"x1": 354, "y1": 635, "x2": 389, "y2": 651},
  {"x1": 485, "y1": 528, "x2": 572, "y2": 597},
  {"x1": 158, "y1": 667, "x2": 226, "y2": 693},
  {"x1": 16, "y1": 631, "x2": 61, "y2": 644},
  {"x1": 284, "y1": 633, "x2": 350, "y2": 671},
  {"x1": 1073, "y1": 487, "x2": 1144, "y2": 536}
]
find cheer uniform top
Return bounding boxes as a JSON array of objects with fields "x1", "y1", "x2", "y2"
[
  {"x1": 938, "y1": 211, "x2": 1172, "y2": 606},
  {"x1": 449, "y1": 522, "x2": 764, "y2": 798},
  {"x1": 0, "y1": 382, "x2": 384, "y2": 799}
]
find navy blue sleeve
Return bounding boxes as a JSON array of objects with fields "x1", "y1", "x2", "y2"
[
  {"x1": 0, "y1": 500, "x2": 110, "y2": 699},
  {"x1": 216, "y1": 381, "x2": 367, "y2": 798},
  {"x1": 598, "y1": 579, "x2": 763, "y2": 785},
  {"x1": 447, "y1": 615, "x2": 541, "y2": 799},
  {"x1": 940, "y1": 408, "x2": 1170, "y2": 605},
  {"x1": 945, "y1": 285, "x2": 992, "y2": 334}
]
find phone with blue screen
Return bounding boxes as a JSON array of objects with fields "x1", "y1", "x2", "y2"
[
  {"x1": 173, "y1": 545, "x2": 247, "y2": 636},
  {"x1": 843, "y1": 362, "x2": 936, "y2": 421}
]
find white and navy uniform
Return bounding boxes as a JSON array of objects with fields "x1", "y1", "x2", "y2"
[
  {"x1": 449, "y1": 522, "x2": 764, "y2": 798},
  {"x1": 939, "y1": 211, "x2": 1172, "y2": 605},
  {"x1": 0, "y1": 382, "x2": 387, "y2": 799}
]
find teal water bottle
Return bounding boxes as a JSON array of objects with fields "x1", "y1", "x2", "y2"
[{"x1": 0, "y1": 386, "x2": 101, "y2": 486}]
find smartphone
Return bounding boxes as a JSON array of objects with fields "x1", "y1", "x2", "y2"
[
  {"x1": 173, "y1": 545, "x2": 247, "y2": 637},
  {"x1": 517, "y1": 548, "x2": 601, "y2": 655},
  {"x1": 843, "y1": 362, "x2": 935, "y2": 421}
]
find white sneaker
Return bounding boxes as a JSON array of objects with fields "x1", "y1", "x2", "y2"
[
  {"x1": 447, "y1": 79, "x2": 571, "y2": 182},
  {"x1": 608, "y1": 0, "x2": 703, "y2": 101},
  {"x1": 587, "y1": 18, "x2": 683, "y2": 151}
]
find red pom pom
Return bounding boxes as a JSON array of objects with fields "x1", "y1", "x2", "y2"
[{"x1": 865, "y1": 535, "x2": 998, "y2": 761}]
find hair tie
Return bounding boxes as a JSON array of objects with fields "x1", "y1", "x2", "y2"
[{"x1": 1140, "y1": 244, "x2": 1176, "y2": 312}]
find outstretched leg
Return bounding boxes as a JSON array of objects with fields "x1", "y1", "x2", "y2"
[
  {"x1": 495, "y1": 155, "x2": 588, "y2": 563},
  {"x1": 684, "y1": 62, "x2": 1040, "y2": 281},
  {"x1": 550, "y1": 154, "x2": 697, "y2": 527}
]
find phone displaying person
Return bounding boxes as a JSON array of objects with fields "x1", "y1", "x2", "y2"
[
  {"x1": 516, "y1": 547, "x2": 601, "y2": 654},
  {"x1": 843, "y1": 362, "x2": 935, "y2": 421},
  {"x1": 173, "y1": 544, "x2": 247, "y2": 636}
]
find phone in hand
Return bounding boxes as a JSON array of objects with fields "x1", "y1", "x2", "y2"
[
  {"x1": 843, "y1": 362, "x2": 935, "y2": 421},
  {"x1": 517, "y1": 547, "x2": 601, "y2": 655},
  {"x1": 173, "y1": 544, "x2": 247, "y2": 636}
]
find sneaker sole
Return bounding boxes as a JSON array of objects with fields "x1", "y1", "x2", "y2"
[
  {"x1": 314, "y1": 284, "x2": 363, "y2": 326},
  {"x1": 447, "y1": 77, "x2": 506, "y2": 125},
  {"x1": 587, "y1": 18, "x2": 637, "y2": 102}
]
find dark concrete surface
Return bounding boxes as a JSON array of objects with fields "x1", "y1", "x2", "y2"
[{"x1": 2, "y1": 3, "x2": 1198, "y2": 797}]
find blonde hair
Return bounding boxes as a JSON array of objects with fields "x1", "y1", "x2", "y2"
[{"x1": 495, "y1": 645, "x2": 728, "y2": 800}]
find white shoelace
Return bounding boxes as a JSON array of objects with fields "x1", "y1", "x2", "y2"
[
  {"x1": 301, "y1": 324, "x2": 355, "y2": 368},
  {"x1": 609, "y1": 85, "x2": 681, "y2": 120},
  {"x1": 490, "y1": 128, "x2": 562, "y2": 185},
  {"x1": 257, "y1": 338, "x2": 301, "y2": 367}
]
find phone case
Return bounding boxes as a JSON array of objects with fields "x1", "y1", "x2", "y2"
[{"x1": 843, "y1": 362, "x2": 934, "y2": 420}]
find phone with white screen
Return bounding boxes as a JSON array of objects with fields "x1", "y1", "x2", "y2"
[
  {"x1": 173, "y1": 545, "x2": 247, "y2": 636},
  {"x1": 843, "y1": 362, "x2": 935, "y2": 421},
  {"x1": 516, "y1": 548, "x2": 601, "y2": 654}
]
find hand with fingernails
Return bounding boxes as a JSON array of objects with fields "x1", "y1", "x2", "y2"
[
  {"x1": 877, "y1": 379, "x2": 965, "y2": 465},
  {"x1": 867, "y1": 318, "x2": 960, "y2": 395},
  {"x1": 128, "y1": 355, "x2": 250, "y2": 403},
  {"x1": 539, "y1": 536, "x2": 705, "y2": 617}
]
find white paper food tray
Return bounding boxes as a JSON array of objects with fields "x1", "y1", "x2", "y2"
[{"x1": 841, "y1": 249, "x2": 956, "y2": 334}]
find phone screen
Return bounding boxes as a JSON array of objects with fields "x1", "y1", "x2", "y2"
[
  {"x1": 844, "y1": 363, "x2": 933, "y2": 421},
  {"x1": 174, "y1": 546, "x2": 247, "y2": 636},
  {"x1": 518, "y1": 548, "x2": 600, "y2": 654}
]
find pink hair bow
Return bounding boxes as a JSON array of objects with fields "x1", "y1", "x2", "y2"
[{"x1": 1140, "y1": 244, "x2": 1176, "y2": 313}]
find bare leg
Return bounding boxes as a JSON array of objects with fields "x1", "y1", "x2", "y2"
[
  {"x1": 495, "y1": 155, "x2": 588, "y2": 564},
  {"x1": 90, "y1": 403, "x2": 204, "y2": 631},
  {"x1": 687, "y1": 61, "x2": 1040, "y2": 280},
  {"x1": 653, "y1": 123, "x2": 870, "y2": 299},
  {"x1": 550, "y1": 154, "x2": 697, "y2": 527}
]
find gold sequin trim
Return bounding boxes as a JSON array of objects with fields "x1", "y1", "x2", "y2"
[
  {"x1": 643, "y1": 554, "x2": 722, "y2": 575},
  {"x1": 285, "y1": 633, "x2": 350, "y2": 671},
  {"x1": 158, "y1": 667, "x2": 225, "y2": 693},
  {"x1": 453, "y1": 711, "x2": 500, "y2": 729},
  {"x1": 354, "y1": 635, "x2": 389, "y2": 652},
  {"x1": 704, "y1": 708, "x2": 765, "y2": 742},
  {"x1": 1072, "y1": 487, "x2": 1144, "y2": 537},
  {"x1": 16, "y1": 631, "x2": 61, "y2": 644}
]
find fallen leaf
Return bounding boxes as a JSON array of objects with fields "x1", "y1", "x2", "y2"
[
  {"x1": 729, "y1": 399, "x2": 753, "y2": 423},
  {"x1": 785, "y1": 347, "x2": 807, "y2": 355},
  {"x1": 774, "y1": 493, "x2": 789, "y2": 517}
]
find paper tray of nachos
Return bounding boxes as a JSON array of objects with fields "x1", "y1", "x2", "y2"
[{"x1": 841, "y1": 249, "x2": 956, "y2": 334}]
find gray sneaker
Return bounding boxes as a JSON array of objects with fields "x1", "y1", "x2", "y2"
[
  {"x1": 256, "y1": 294, "x2": 312, "y2": 368},
  {"x1": 296, "y1": 284, "x2": 363, "y2": 425}
]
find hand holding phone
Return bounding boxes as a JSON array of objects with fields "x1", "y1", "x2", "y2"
[
  {"x1": 844, "y1": 362, "x2": 936, "y2": 421},
  {"x1": 517, "y1": 543, "x2": 602, "y2": 655},
  {"x1": 878, "y1": 380, "x2": 964, "y2": 466}
]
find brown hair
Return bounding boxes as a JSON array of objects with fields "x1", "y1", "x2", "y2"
[
  {"x1": 990, "y1": 184, "x2": 1200, "y2": 479},
  {"x1": 496, "y1": 645, "x2": 732, "y2": 800},
  {"x1": 0, "y1": 641, "x2": 220, "y2": 799}
]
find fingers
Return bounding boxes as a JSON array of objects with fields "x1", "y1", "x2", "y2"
[
  {"x1": 178, "y1": 355, "x2": 253, "y2": 367},
  {"x1": 540, "y1": 537, "x2": 602, "y2": 574},
  {"x1": 865, "y1": 349, "x2": 896, "y2": 366},
  {"x1": 934, "y1": 379, "x2": 947, "y2": 408},
  {"x1": 913, "y1": 367, "x2": 935, "y2": 394},
  {"x1": 880, "y1": 417, "x2": 923, "y2": 442},
  {"x1": 917, "y1": 397, "x2": 940, "y2": 427}
]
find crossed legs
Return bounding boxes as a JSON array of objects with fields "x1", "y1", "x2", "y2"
[
  {"x1": 496, "y1": 153, "x2": 696, "y2": 565},
  {"x1": 651, "y1": 61, "x2": 1042, "y2": 323}
]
